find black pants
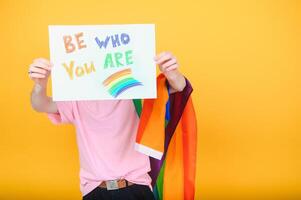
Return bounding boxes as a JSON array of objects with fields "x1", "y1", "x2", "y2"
[{"x1": 82, "y1": 184, "x2": 155, "y2": 200}]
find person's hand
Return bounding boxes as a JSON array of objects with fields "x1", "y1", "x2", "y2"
[
  {"x1": 155, "y1": 51, "x2": 180, "y2": 80},
  {"x1": 155, "y1": 51, "x2": 186, "y2": 92},
  {"x1": 28, "y1": 58, "x2": 52, "y2": 87}
]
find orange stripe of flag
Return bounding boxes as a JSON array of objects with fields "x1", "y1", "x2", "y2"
[{"x1": 182, "y1": 97, "x2": 197, "y2": 200}]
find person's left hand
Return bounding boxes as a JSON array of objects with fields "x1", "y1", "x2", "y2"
[
  {"x1": 155, "y1": 51, "x2": 179, "y2": 80},
  {"x1": 154, "y1": 51, "x2": 186, "y2": 92}
]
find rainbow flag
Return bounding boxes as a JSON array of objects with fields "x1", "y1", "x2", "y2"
[
  {"x1": 103, "y1": 68, "x2": 142, "y2": 98},
  {"x1": 133, "y1": 74, "x2": 197, "y2": 200}
]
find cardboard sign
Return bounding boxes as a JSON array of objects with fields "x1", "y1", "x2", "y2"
[{"x1": 48, "y1": 24, "x2": 156, "y2": 101}]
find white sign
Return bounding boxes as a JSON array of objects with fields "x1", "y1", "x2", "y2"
[{"x1": 48, "y1": 24, "x2": 156, "y2": 101}]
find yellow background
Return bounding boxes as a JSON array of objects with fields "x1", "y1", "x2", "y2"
[{"x1": 0, "y1": 0, "x2": 300, "y2": 199}]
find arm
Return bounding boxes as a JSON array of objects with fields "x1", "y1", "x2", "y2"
[
  {"x1": 29, "y1": 58, "x2": 58, "y2": 113},
  {"x1": 155, "y1": 52, "x2": 186, "y2": 93}
]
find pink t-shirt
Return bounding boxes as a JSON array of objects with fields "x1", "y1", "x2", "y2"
[{"x1": 47, "y1": 99, "x2": 151, "y2": 197}]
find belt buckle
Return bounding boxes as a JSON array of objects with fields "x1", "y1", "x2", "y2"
[{"x1": 105, "y1": 180, "x2": 119, "y2": 190}]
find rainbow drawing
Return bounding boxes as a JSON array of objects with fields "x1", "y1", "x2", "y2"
[{"x1": 102, "y1": 68, "x2": 143, "y2": 98}]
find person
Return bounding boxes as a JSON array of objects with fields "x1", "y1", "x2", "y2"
[{"x1": 29, "y1": 51, "x2": 186, "y2": 200}]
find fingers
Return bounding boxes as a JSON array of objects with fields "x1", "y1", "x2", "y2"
[
  {"x1": 28, "y1": 58, "x2": 52, "y2": 80},
  {"x1": 32, "y1": 58, "x2": 52, "y2": 71},
  {"x1": 30, "y1": 62, "x2": 49, "y2": 73},
  {"x1": 154, "y1": 51, "x2": 168, "y2": 62},
  {"x1": 161, "y1": 57, "x2": 177, "y2": 68},
  {"x1": 33, "y1": 58, "x2": 52, "y2": 68},
  {"x1": 155, "y1": 51, "x2": 179, "y2": 72},
  {"x1": 30, "y1": 73, "x2": 46, "y2": 79},
  {"x1": 155, "y1": 51, "x2": 174, "y2": 65},
  {"x1": 165, "y1": 63, "x2": 179, "y2": 72}
]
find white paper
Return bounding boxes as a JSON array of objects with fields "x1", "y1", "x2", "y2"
[{"x1": 48, "y1": 24, "x2": 156, "y2": 101}]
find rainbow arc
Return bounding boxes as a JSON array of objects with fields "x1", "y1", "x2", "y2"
[{"x1": 103, "y1": 68, "x2": 142, "y2": 98}]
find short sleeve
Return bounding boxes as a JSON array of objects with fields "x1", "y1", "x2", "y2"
[{"x1": 47, "y1": 101, "x2": 75, "y2": 125}]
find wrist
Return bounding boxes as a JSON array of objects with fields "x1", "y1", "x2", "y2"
[
  {"x1": 33, "y1": 82, "x2": 47, "y2": 94},
  {"x1": 164, "y1": 70, "x2": 182, "y2": 83},
  {"x1": 164, "y1": 70, "x2": 186, "y2": 92}
]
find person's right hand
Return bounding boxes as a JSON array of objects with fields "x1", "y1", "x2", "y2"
[{"x1": 28, "y1": 58, "x2": 52, "y2": 87}]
